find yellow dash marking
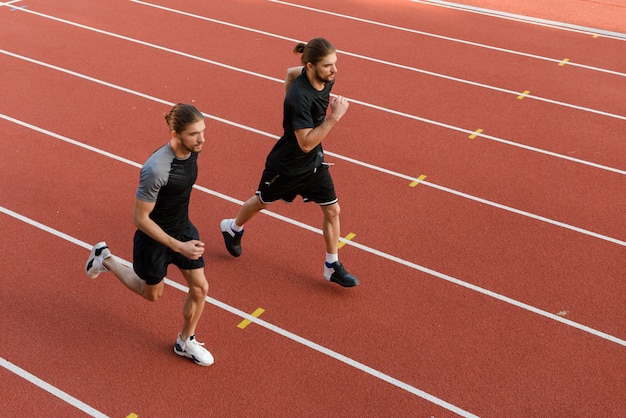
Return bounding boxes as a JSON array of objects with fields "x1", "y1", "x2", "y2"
[
  {"x1": 556, "y1": 310, "x2": 570, "y2": 317},
  {"x1": 517, "y1": 90, "x2": 530, "y2": 99},
  {"x1": 592, "y1": 34, "x2": 599, "y2": 38},
  {"x1": 468, "y1": 128, "x2": 483, "y2": 139},
  {"x1": 338, "y1": 232, "x2": 356, "y2": 249},
  {"x1": 409, "y1": 174, "x2": 427, "y2": 187},
  {"x1": 127, "y1": 414, "x2": 139, "y2": 418},
  {"x1": 237, "y1": 308, "x2": 265, "y2": 329},
  {"x1": 558, "y1": 58, "x2": 570, "y2": 66}
]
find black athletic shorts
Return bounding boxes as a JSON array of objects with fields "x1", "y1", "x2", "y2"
[
  {"x1": 256, "y1": 164, "x2": 338, "y2": 205},
  {"x1": 132, "y1": 220, "x2": 204, "y2": 285}
]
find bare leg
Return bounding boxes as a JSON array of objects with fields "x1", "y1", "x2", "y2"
[
  {"x1": 179, "y1": 268, "x2": 209, "y2": 341},
  {"x1": 320, "y1": 202, "x2": 359, "y2": 287},
  {"x1": 321, "y1": 202, "x2": 341, "y2": 254},
  {"x1": 234, "y1": 195, "x2": 268, "y2": 227},
  {"x1": 103, "y1": 257, "x2": 164, "y2": 301}
]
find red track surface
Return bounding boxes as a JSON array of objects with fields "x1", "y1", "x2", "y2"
[{"x1": 1, "y1": 0, "x2": 624, "y2": 417}]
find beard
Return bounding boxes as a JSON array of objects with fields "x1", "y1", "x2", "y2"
[
  {"x1": 182, "y1": 141, "x2": 203, "y2": 154},
  {"x1": 314, "y1": 68, "x2": 335, "y2": 84}
]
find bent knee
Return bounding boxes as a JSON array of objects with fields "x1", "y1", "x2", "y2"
[
  {"x1": 144, "y1": 292, "x2": 161, "y2": 302},
  {"x1": 255, "y1": 196, "x2": 270, "y2": 211},
  {"x1": 143, "y1": 283, "x2": 164, "y2": 302}
]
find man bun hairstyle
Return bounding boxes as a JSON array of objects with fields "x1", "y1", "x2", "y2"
[
  {"x1": 165, "y1": 103, "x2": 204, "y2": 134},
  {"x1": 294, "y1": 37, "x2": 336, "y2": 66}
]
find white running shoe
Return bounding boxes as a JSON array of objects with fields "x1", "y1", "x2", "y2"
[
  {"x1": 174, "y1": 334, "x2": 214, "y2": 366},
  {"x1": 85, "y1": 242, "x2": 111, "y2": 279}
]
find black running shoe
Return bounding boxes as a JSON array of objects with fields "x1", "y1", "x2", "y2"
[
  {"x1": 220, "y1": 219, "x2": 243, "y2": 257},
  {"x1": 325, "y1": 261, "x2": 360, "y2": 287}
]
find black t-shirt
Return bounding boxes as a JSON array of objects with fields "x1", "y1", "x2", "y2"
[
  {"x1": 265, "y1": 69, "x2": 334, "y2": 176},
  {"x1": 136, "y1": 143, "x2": 198, "y2": 238}
]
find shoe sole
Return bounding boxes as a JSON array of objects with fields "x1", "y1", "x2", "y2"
[
  {"x1": 330, "y1": 276, "x2": 360, "y2": 287},
  {"x1": 174, "y1": 345, "x2": 214, "y2": 367},
  {"x1": 85, "y1": 242, "x2": 109, "y2": 279}
]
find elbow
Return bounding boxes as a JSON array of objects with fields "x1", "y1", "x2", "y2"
[
  {"x1": 297, "y1": 138, "x2": 316, "y2": 154},
  {"x1": 299, "y1": 144, "x2": 315, "y2": 154},
  {"x1": 295, "y1": 128, "x2": 316, "y2": 153},
  {"x1": 133, "y1": 213, "x2": 145, "y2": 229}
]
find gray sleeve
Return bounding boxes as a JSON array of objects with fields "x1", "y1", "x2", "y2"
[{"x1": 136, "y1": 148, "x2": 171, "y2": 202}]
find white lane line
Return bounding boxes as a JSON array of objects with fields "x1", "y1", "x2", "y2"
[
  {"x1": 271, "y1": 0, "x2": 626, "y2": 66},
  {"x1": 0, "y1": 357, "x2": 109, "y2": 418},
  {"x1": 1, "y1": 0, "x2": 22, "y2": 7},
  {"x1": 6, "y1": 1, "x2": 625, "y2": 122},
  {"x1": 0, "y1": 206, "x2": 478, "y2": 418},
  {"x1": 1, "y1": 118, "x2": 625, "y2": 349},
  {"x1": 413, "y1": 0, "x2": 626, "y2": 40},
  {"x1": 343, "y1": 94, "x2": 626, "y2": 176},
  {"x1": 1, "y1": 46, "x2": 624, "y2": 179},
  {"x1": 1, "y1": 58, "x2": 625, "y2": 247},
  {"x1": 132, "y1": 0, "x2": 626, "y2": 119},
  {"x1": 3, "y1": 8, "x2": 625, "y2": 171}
]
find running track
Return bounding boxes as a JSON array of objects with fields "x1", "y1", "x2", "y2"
[{"x1": 1, "y1": 0, "x2": 624, "y2": 416}]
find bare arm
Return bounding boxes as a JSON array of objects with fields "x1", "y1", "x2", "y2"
[
  {"x1": 295, "y1": 96, "x2": 349, "y2": 153},
  {"x1": 133, "y1": 198, "x2": 204, "y2": 260},
  {"x1": 285, "y1": 66, "x2": 303, "y2": 93}
]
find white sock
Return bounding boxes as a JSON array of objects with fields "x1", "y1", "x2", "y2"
[
  {"x1": 231, "y1": 220, "x2": 243, "y2": 232},
  {"x1": 325, "y1": 253, "x2": 338, "y2": 267}
]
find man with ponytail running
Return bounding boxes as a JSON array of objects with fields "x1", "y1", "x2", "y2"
[
  {"x1": 220, "y1": 37, "x2": 359, "y2": 287},
  {"x1": 85, "y1": 103, "x2": 214, "y2": 366}
]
